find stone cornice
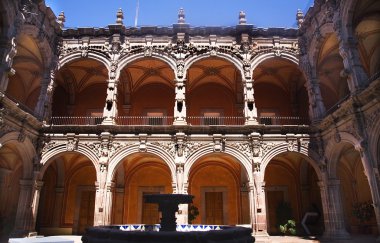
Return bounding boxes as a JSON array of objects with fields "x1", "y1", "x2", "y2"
[
  {"x1": 41, "y1": 124, "x2": 310, "y2": 136},
  {"x1": 61, "y1": 26, "x2": 298, "y2": 39}
]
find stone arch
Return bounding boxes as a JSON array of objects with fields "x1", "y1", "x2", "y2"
[
  {"x1": 368, "y1": 112, "x2": 380, "y2": 164},
  {"x1": 184, "y1": 52, "x2": 245, "y2": 80},
  {"x1": 0, "y1": 0, "x2": 16, "y2": 39},
  {"x1": 16, "y1": 24, "x2": 53, "y2": 69},
  {"x1": 250, "y1": 52, "x2": 299, "y2": 71},
  {"x1": 184, "y1": 145, "x2": 253, "y2": 183},
  {"x1": 308, "y1": 23, "x2": 335, "y2": 68},
  {"x1": 59, "y1": 52, "x2": 111, "y2": 74},
  {"x1": 107, "y1": 144, "x2": 176, "y2": 183},
  {"x1": 117, "y1": 53, "x2": 177, "y2": 81},
  {"x1": 0, "y1": 131, "x2": 35, "y2": 179},
  {"x1": 325, "y1": 131, "x2": 361, "y2": 178},
  {"x1": 341, "y1": 0, "x2": 359, "y2": 39},
  {"x1": 39, "y1": 144, "x2": 100, "y2": 181},
  {"x1": 260, "y1": 143, "x2": 323, "y2": 181}
]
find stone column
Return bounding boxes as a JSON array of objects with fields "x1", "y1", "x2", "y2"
[
  {"x1": 174, "y1": 132, "x2": 188, "y2": 224},
  {"x1": 355, "y1": 145, "x2": 380, "y2": 238},
  {"x1": 103, "y1": 79, "x2": 119, "y2": 125},
  {"x1": 173, "y1": 80, "x2": 187, "y2": 125},
  {"x1": 334, "y1": 21, "x2": 368, "y2": 92},
  {"x1": 244, "y1": 79, "x2": 258, "y2": 125},
  {"x1": 319, "y1": 179, "x2": 350, "y2": 240},
  {"x1": 248, "y1": 182, "x2": 256, "y2": 226},
  {"x1": 104, "y1": 182, "x2": 115, "y2": 225},
  {"x1": 52, "y1": 187, "x2": 64, "y2": 227},
  {"x1": 252, "y1": 172, "x2": 269, "y2": 239},
  {"x1": 13, "y1": 180, "x2": 43, "y2": 236},
  {"x1": 35, "y1": 61, "x2": 58, "y2": 121},
  {"x1": 94, "y1": 164, "x2": 110, "y2": 226},
  {"x1": 299, "y1": 56, "x2": 326, "y2": 122},
  {"x1": 0, "y1": 37, "x2": 17, "y2": 92}
]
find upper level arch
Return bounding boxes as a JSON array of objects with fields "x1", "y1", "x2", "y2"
[
  {"x1": 59, "y1": 52, "x2": 111, "y2": 74},
  {"x1": 347, "y1": 0, "x2": 380, "y2": 77},
  {"x1": 117, "y1": 57, "x2": 176, "y2": 117},
  {"x1": 184, "y1": 52, "x2": 245, "y2": 80},
  {"x1": 117, "y1": 53, "x2": 176, "y2": 81},
  {"x1": 6, "y1": 32, "x2": 46, "y2": 111},
  {"x1": 252, "y1": 56, "x2": 309, "y2": 120},
  {"x1": 53, "y1": 58, "x2": 109, "y2": 116},
  {"x1": 250, "y1": 52, "x2": 298, "y2": 71}
]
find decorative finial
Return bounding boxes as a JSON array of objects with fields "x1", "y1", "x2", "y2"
[
  {"x1": 296, "y1": 9, "x2": 304, "y2": 28},
  {"x1": 178, "y1": 8, "x2": 185, "y2": 24},
  {"x1": 116, "y1": 8, "x2": 124, "y2": 25},
  {"x1": 239, "y1": 11, "x2": 247, "y2": 25},
  {"x1": 57, "y1": 11, "x2": 65, "y2": 28}
]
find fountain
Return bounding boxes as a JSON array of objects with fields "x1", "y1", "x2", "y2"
[{"x1": 82, "y1": 194, "x2": 254, "y2": 243}]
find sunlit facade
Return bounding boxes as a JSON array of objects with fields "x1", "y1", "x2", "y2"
[{"x1": 0, "y1": 0, "x2": 379, "y2": 242}]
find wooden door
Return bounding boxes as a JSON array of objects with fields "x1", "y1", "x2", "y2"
[
  {"x1": 267, "y1": 190, "x2": 285, "y2": 234},
  {"x1": 78, "y1": 191, "x2": 95, "y2": 234},
  {"x1": 141, "y1": 192, "x2": 160, "y2": 224},
  {"x1": 205, "y1": 192, "x2": 224, "y2": 225}
]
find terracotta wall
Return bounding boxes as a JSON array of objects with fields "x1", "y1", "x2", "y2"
[
  {"x1": 189, "y1": 163, "x2": 239, "y2": 225},
  {"x1": 188, "y1": 83, "x2": 237, "y2": 116},
  {"x1": 128, "y1": 84, "x2": 174, "y2": 116}
]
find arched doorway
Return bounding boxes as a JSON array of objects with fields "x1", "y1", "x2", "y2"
[
  {"x1": 264, "y1": 152, "x2": 323, "y2": 235},
  {"x1": 111, "y1": 153, "x2": 172, "y2": 224},
  {"x1": 36, "y1": 152, "x2": 97, "y2": 235},
  {"x1": 188, "y1": 153, "x2": 250, "y2": 225},
  {"x1": 334, "y1": 142, "x2": 375, "y2": 234},
  {"x1": 0, "y1": 142, "x2": 23, "y2": 240}
]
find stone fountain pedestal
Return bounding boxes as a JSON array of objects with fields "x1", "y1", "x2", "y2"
[
  {"x1": 82, "y1": 193, "x2": 255, "y2": 242},
  {"x1": 144, "y1": 194, "x2": 194, "y2": 232}
]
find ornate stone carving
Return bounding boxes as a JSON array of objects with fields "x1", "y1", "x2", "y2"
[
  {"x1": 150, "y1": 141, "x2": 176, "y2": 158},
  {"x1": 82, "y1": 141, "x2": 101, "y2": 156},
  {"x1": 184, "y1": 142, "x2": 209, "y2": 158},
  {"x1": 228, "y1": 142, "x2": 252, "y2": 159},
  {"x1": 66, "y1": 138, "x2": 78, "y2": 151},
  {"x1": 366, "y1": 108, "x2": 380, "y2": 130}
]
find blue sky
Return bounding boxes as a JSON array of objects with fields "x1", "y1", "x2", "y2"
[{"x1": 45, "y1": 0, "x2": 314, "y2": 28}]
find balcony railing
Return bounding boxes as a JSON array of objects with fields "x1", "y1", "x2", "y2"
[
  {"x1": 50, "y1": 116, "x2": 104, "y2": 125},
  {"x1": 258, "y1": 116, "x2": 309, "y2": 125},
  {"x1": 187, "y1": 116, "x2": 246, "y2": 126},
  {"x1": 116, "y1": 116, "x2": 174, "y2": 126},
  {"x1": 49, "y1": 116, "x2": 309, "y2": 126}
]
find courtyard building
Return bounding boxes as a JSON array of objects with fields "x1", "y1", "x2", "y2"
[{"x1": 0, "y1": 0, "x2": 379, "y2": 242}]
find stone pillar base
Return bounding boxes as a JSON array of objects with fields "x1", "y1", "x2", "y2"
[
  {"x1": 253, "y1": 231, "x2": 270, "y2": 243},
  {"x1": 321, "y1": 229, "x2": 351, "y2": 242},
  {"x1": 173, "y1": 120, "x2": 187, "y2": 126},
  {"x1": 9, "y1": 230, "x2": 37, "y2": 238},
  {"x1": 245, "y1": 119, "x2": 258, "y2": 125},
  {"x1": 102, "y1": 118, "x2": 115, "y2": 125}
]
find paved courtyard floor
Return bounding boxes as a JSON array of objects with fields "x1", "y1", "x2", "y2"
[
  {"x1": 5, "y1": 234, "x2": 379, "y2": 243},
  {"x1": 56, "y1": 234, "x2": 379, "y2": 243}
]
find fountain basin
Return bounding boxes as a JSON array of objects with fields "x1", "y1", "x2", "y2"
[{"x1": 82, "y1": 225, "x2": 254, "y2": 243}]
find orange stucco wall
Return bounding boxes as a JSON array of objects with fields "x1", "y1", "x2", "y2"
[
  {"x1": 188, "y1": 83, "x2": 237, "y2": 116},
  {"x1": 189, "y1": 164, "x2": 239, "y2": 225}
]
